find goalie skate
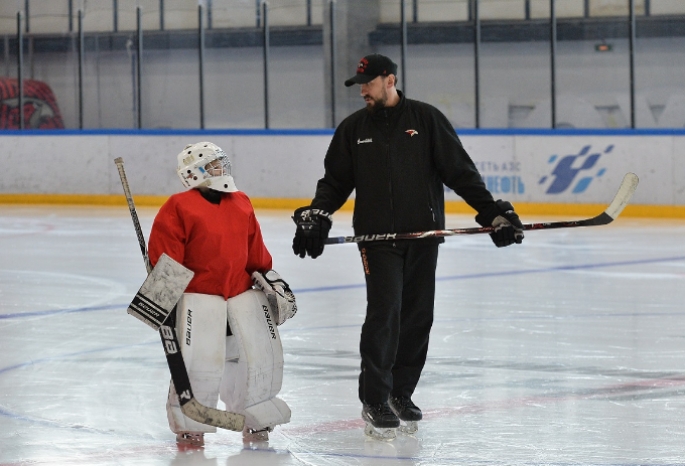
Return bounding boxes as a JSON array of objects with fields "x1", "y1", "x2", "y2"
[
  {"x1": 176, "y1": 432, "x2": 204, "y2": 447},
  {"x1": 388, "y1": 396, "x2": 422, "y2": 435},
  {"x1": 243, "y1": 426, "x2": 272, "y2": 443},
  {"x1": 362, "y1": 402, "x2": 399, "y2": 441}
]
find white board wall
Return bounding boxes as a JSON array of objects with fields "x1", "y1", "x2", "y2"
[{"x1": 0, "y1": 130, "x2": 683, "y2": 207}]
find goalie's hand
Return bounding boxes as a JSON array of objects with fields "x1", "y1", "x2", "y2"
[
  {"x1": 476, "y1": 200, "x2": 524, "y2": 248},
  {"x1": 292, "y1": 206, "x2": 332, "y2": 259},
  {"x1": 252, "y1": 270, "x2": 297, "y2": 325}
]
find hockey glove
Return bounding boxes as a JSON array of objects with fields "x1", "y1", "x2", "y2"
[
  {"x1": 475, "y1": 200, "x2": 524, "y2": 248},
  {"x1": 292, "y1": 206, "x2": 332, "y2": 259},
  {"x1": 252, "y1": 270, "x2": 297, "y2": 325}
]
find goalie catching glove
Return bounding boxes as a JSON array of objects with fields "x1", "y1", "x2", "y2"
[
  {"x1": 251, "y1": 270, "x2": 297, "y2": 325},
  {"x1": 475, "y1": 199, "x2": 524, "y2": 248},
  {"x1": 292, "y1": 206, "x2": 332, "y2": 259}
]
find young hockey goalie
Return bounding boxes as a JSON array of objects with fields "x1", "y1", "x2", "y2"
[{"x1": 147, "y1": 142, "x2": 297, "y2": 447}]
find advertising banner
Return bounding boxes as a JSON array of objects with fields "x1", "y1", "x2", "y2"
[{"x1": 457, "y1": 135, "x2": 677, "y2": 206}]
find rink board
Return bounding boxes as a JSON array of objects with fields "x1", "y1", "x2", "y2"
[{"x1": 0, "y1": 129, "x2": 683, "y2": 208}]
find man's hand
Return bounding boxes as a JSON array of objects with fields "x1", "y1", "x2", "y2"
[
  {"x1": 476, "y1": 200, "x2": 524, "y2": 248},
  {"x1": 292, "y1": 206, "x2": 332, "y2": 258}
]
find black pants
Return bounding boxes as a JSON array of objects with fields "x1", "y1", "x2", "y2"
[{"x1": 357, "y1": 240, "x2": 439, "y2": 405}]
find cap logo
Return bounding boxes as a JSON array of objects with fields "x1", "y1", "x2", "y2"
[
  {"x1": 357, "y1": 58, "x2": 369, "y2": 74},
  {"x1": 405, "y1": 129, "x2": 418, "y2": 137}
]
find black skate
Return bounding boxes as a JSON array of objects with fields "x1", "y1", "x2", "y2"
[
  {"x1": 388, "y1": 396, "x2": 422, "y2": 434},
  {"x1": 362, "y1": 402, "x2": 400, "y2": 441}
]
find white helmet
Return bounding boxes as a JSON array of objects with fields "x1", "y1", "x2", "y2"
[{"x1": 176, "y1": 142, "x2": 238, "y2": 192}]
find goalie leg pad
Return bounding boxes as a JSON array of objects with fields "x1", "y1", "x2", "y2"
[
  {"x1": 220, "y1": 289, "x2": 289, "y2": 430},
  {"x1": 167, "y1": 293, "x2": 226, "y2": 434}
]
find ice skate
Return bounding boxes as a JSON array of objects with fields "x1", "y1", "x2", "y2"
[
  {"x1": 362, "y1": 402, "x2": 400, "y2": 441},
  {"x1": 176, "y1": 432, "x2": 204, "y2": 448},
  {"x1": 388, "y1": 396, "x2": 422, "y2": 435},
  {"x1": 243, "y1": 426, "x2": 272, "y2": 444}
]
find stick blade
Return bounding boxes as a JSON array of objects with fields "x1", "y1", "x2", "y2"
[
  {"x1": 589, "y1": 172, "x2": 639, "y2": 225},
  {"x1": 181, "y1": 399, "x2": 245, "y2": 432}
]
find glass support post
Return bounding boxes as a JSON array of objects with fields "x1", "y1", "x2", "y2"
[
  {"x1": 17, "y1": 11, "x2": 24, "y2": 130},
  {"x1": 262, "y1": 1, "x2": 270, "y2": 129},
  {"x1": 78, "y1": 9, "x2": 84, "y2": 129},
  {"x1": 550, "y1": 0, "x2": 557, "y2": 129},
  {"x1": 199, "y1": 4, "x2": 205, "y2": 129},
  {"x1": 400, "y1": 0, "x2": 407, "y2": 94},
  {"x1": 474, "y1": 0, "x2": 481, "y2": 128}
]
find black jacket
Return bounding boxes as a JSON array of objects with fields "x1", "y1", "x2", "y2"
[{"x1": 311, "y1": 91, "x2": 498, "y2": 237}]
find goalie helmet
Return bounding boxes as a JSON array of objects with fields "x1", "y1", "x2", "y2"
[{"x1": 176, "y1": 141, "x2": 238, "y2": 192}]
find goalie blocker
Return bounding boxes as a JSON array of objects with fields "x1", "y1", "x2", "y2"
[{"x1": 127, "y1": 253, "x2": 194, "y2": 330}]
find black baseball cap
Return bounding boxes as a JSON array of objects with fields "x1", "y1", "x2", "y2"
[{"x1": 344, "y1": 54, "x2": 398, "y2": 87}]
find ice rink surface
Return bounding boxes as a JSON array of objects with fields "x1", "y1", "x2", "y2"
[{"x1": 1, "y1": 204, "x2": 684, "y2": 466}]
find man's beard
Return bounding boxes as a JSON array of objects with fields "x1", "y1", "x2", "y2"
[{"x1": 364, "y1": 90, "x2": 388, "y2": 114}]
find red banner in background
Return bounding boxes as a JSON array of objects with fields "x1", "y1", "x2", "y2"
[{"x1": 0, "y1": 78, "x2": 64, "y2": 129}]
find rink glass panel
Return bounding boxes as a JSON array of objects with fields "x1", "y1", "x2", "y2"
[{"x1": 1, "y1": 0, "x2": 685, "y2": 129}]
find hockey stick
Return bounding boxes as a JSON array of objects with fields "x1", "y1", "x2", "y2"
[
  {"x1": 113, "y1": 157, "x2": 245, "y2": 432},
  {"x1": 325, "y1": 172, "x2": 639, "y2": 244},
  {"x1": 114, "y1": 158, "x2": 151, "y2": 273}
]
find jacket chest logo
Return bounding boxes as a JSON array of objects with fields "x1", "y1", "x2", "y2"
[
  {"x1": 405, "y1": 129, "x2": 418, "y2": 137},
  {"x1": 357, "y1": 138, "x2": 373, "y2": 144}
]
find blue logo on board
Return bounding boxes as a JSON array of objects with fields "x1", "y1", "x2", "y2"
[{"x1": 539, "y1": 145, "x2": 611, "y2": 194}]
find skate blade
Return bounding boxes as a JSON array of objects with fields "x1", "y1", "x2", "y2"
[
  {"x1": 243, "y1": 427, "x2": 271, "y2": 444},
  {"x1": 398, "y1": 420, "x2": 418, "y2": 435},
  {"x1": 364, "y1": 423, "x2": 397, "y2": 441}
]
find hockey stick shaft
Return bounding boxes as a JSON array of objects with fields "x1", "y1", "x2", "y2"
[
  {"x1": 113, "y1": 157, "x2": 151, "y2": 274},
  {"x1": 159, "y1": 324, "x2": 244, "y2": 431},
  {"x1": 113, "y1": 157, "x2": 244, "y2": 432},
  {"x1": 325, "y1": 172, "x2": 639, "y2": 245}
]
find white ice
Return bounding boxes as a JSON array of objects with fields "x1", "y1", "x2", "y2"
[{"x1": 1, "y1": 205, "x2": 684, "y2": 466}]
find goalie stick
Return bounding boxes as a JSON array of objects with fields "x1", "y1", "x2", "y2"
[
  {"x1": 325, "y1": 172, "x2": 639, "y2": 244},
  {"x1": 113, "y1": 157, "x2": 245, "y2": 432},
  {"x1": 114, "y1": 158, "x2": 151, "y2": 273}
]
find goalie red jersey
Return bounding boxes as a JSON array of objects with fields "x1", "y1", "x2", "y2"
[{"x1": 148, "y1": 189, "x2": 272, "y2": 300}]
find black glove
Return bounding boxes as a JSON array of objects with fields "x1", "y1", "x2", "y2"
[
  {"x1": 475, "y1": 200, "x2": 524, "y2": 248},
  {"x1": 292, "y1": 206, "x2": 332, "y2": 259}
]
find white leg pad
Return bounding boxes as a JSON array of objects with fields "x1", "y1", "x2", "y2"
[
  {"x1": 221, "y1": 289, "x2": 290, "y2": 430},
  {"x1": 167, "y1": 293, "x2": 227, "y2": 434}
]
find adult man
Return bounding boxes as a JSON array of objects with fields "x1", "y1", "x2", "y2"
[
  {"x1": 149, "y1": 142, "x2": 295, "y2": 447},
  {"x1": 292, "y1": 54, "x2": 523, "y2": 440}
]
